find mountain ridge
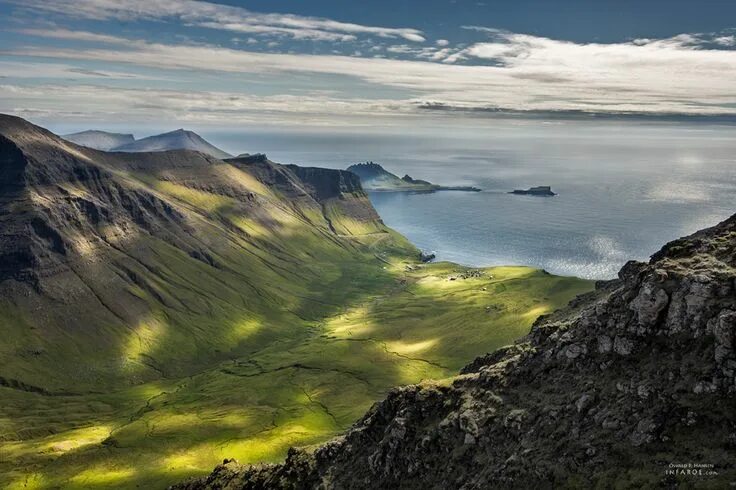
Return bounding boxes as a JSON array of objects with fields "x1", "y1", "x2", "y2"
[
  {"x1": 0, "y1": 113, "x2": 392, "y2": 391},
  {"x1": 113, "y1": 128, "x2": 233, "y2": 159},
  {"x1": 61, "y1": 127, "x2": 232, "y2": 158},
  {"x1": 62, "y1": 130, "x2": 135, "y2": 151}
]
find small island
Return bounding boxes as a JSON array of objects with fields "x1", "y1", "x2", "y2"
[
  {"x1": 346, "y1": 162, "x2": 481, "y2": 192},
  {"x1": 509, "y1": 185, "x2": 556, "y2": 196}
]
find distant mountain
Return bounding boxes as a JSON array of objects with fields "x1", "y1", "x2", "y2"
[
  {"x1": 346, "y1": 162, "x2": 479, "y2": 192},
  {"x1": 114, "y1": 128, "x2": 232, "y2": 158},
  {"x1": 62, "y1": 129, "x2": 135, "y2": 151},
  {"x1": 62, "y1": 128, "x2": 233, "y2": 158}
]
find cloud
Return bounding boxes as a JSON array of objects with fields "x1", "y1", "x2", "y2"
[
  {"x1": 436, "y1": 31, "x2": 736, "y2": 108},
  {"x1": 10, "y1": 0, "x2": 425, "y2": 42},
  {"x1": 14, "y1": 28, "x2": 132, "y2": 45},
  {"x1": 0, "y1": 60, "x2": 153, "y2": 80},
  {"x1": 5, "y1": 28, "x2": 736, "y2": 122},
  {"x1": 436, "y1": 39, "x2": 449, "y2": 47},
  {"x1": 387, "y1": 44, "x2": 415, "y2": 54},
  {"x1": 0, "y1": 83, "x2": 411, "y2": 126},
  {"x1": 385, "y1": 43, "x2": 458, "y2": 61},
  {"x1": 714, "y1": 35, "x2": 736, "y2": 47},
  {"x1": 461, "y1": 25, "x2": 505, "y2": 34}
]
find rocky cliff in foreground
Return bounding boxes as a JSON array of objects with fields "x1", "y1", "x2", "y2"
[{"x1": 176, "y1": 214, "x2": 736, "y2": 488}]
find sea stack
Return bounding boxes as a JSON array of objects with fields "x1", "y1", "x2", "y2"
[{"x1": 510, "y1": 186, "x2": 556, "y2": 196}]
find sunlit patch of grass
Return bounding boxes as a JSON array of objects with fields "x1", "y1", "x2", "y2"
[
  {"x1": 123, "y1": 313, "x2": 168, "y2": 368},
  {"x1": 1, "y1": 426, "x2": 109, "y2": 461},
  {"x1": 217, "y1": 164, "x2": 272, "y2": 197},
  {"x1": 522, "y1": 305, "x2": 551, "y2": 320},
  {"x1": 229, "y1": 216, "x2": 270, "y2": 237},
  {"x1": 224, "y1": 317, "x2": 264, "y2": 345},
  {"x1": 69, "y1": 466, "x2": 137, "y2": 488},
  {"x1": 42, "y1": 426, "x2": 111, "y2": 455},
  {"x1": 221, "y1": 411, "x2": 341, "y2": 464},
  {"x1": 385, "y1": 338, "x2": 438, "y2": 355},
  {"x1": 6, "y1": 472, "x2": 48, "y2": 490},
  {"x1": 154, "y1": 181, "x2": 235, "y2": 213}
]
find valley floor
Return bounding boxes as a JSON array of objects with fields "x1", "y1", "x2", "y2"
[{"x1": 0, "y1": 260, "x2": 591, "y2": 489}]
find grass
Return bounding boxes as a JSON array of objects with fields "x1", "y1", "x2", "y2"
[
  {"x1": 0, "y1": 261, "x2": 592, "y2": 489},
  {"x1": 0, "y1": 161, "x2": 594, "y2": 489}
]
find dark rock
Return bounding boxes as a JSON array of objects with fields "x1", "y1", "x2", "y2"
[
  {"x1": 509, "y1": 186, "x2": 556, "y2": 196},
  {"x1": 419, "y1": 251, "x2": 435, "y2": 263}
]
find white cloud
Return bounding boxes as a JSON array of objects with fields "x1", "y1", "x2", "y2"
[
  {"x1": 714, "y1": 35, "x2": 735, "y2": 47},
  {"x1": 436, "y1": 39, "x2": 449, "y2": 47},
  {"x1": 424, "y1": 48, "x2": 454, "y2": 61},
  {"x1": 0, "y1": 60, "x2": 154, "y2": 80},
  {"x1": 385, "y1": 44, "x2": 458, "y2": 61},
  {"x1": 0, "y1": 83, "x2": 413, "y2": 126},
  {"x1": 16, "y1": 28, "x2": 130, "y2": 45},
  {"x1": 5, "y1": 28, "x2": 736, "y2": 122},
  {"x1": 387, "y1": 44, "x2": 415, "y2": 54},
  {"x1": 10, "y1": 0, "x2": 426, "y2": 42},
  {"x1": 461, "y1": 25, "x2": 504, "y2": 34}
]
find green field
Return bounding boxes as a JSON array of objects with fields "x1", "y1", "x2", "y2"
[
  {"x1": 0, "y1": 133, "x2": 593, "y2": 489},
  {"x1": 1, "y1": 260, "x2": 591, "y2": 489}
]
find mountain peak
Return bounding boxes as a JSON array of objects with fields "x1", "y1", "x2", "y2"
[
  {"x1": 62, "y1": 129, "x2": 136, "y2": 151},
  {"x1": 112, "y1": 128, "x2": 232, "y2": 159},
  {"x1": 57, "y1": 122, "x2": 233, "y2": 158}
]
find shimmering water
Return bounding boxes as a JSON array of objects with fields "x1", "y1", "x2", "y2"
[{"x1": 208, "y1": 119, "x2": 736, "y2": 279}]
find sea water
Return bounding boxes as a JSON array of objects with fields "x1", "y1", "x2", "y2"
[{"x1": 208, "y1": 118, "x2": 736, "y2": 279}]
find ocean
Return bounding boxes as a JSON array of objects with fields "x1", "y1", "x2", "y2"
[{"x1": 207, "y1": 118, "x2": 736, "y2": 279}]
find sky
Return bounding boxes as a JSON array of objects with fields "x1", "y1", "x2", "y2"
[{"x1": 1, "y1": 0, "x2": 736, "y2": 132}]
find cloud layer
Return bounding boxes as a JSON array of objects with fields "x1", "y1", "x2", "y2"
[
  {"x1": 8, "y1": 28, "x2": 736, "y2": 117},
  {"x1": 10, "y1": 0, "x2": 426, "y2": 42},
  {"x1": 2, "y1": 2, "x2": 736, "y2": 126}
]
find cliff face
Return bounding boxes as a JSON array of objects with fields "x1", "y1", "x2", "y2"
[
  {"x1": 0, "y1": 114, "x2": 398, "y2": 392},
  {"x1": 345, "y1": 162, "x2": 440, "y2": 192},
  {"x1": 179, "y1": 214, "x2": 736, "y2": 488},
  {"x1": 228, "y1": 156, "x2": 383, "y2": 235}
]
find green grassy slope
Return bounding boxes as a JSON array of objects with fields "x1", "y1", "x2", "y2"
[
  {"x1": 0, "y1": 115, "x2": 594, "y2": 489},
  {"x1": 0, "y1": 261, "x2": 592, "y2": 489}
]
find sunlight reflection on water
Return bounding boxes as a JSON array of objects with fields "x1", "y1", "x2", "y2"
[{"x1": 208, "y1": 119, "x2": 736, "y2": 279}]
